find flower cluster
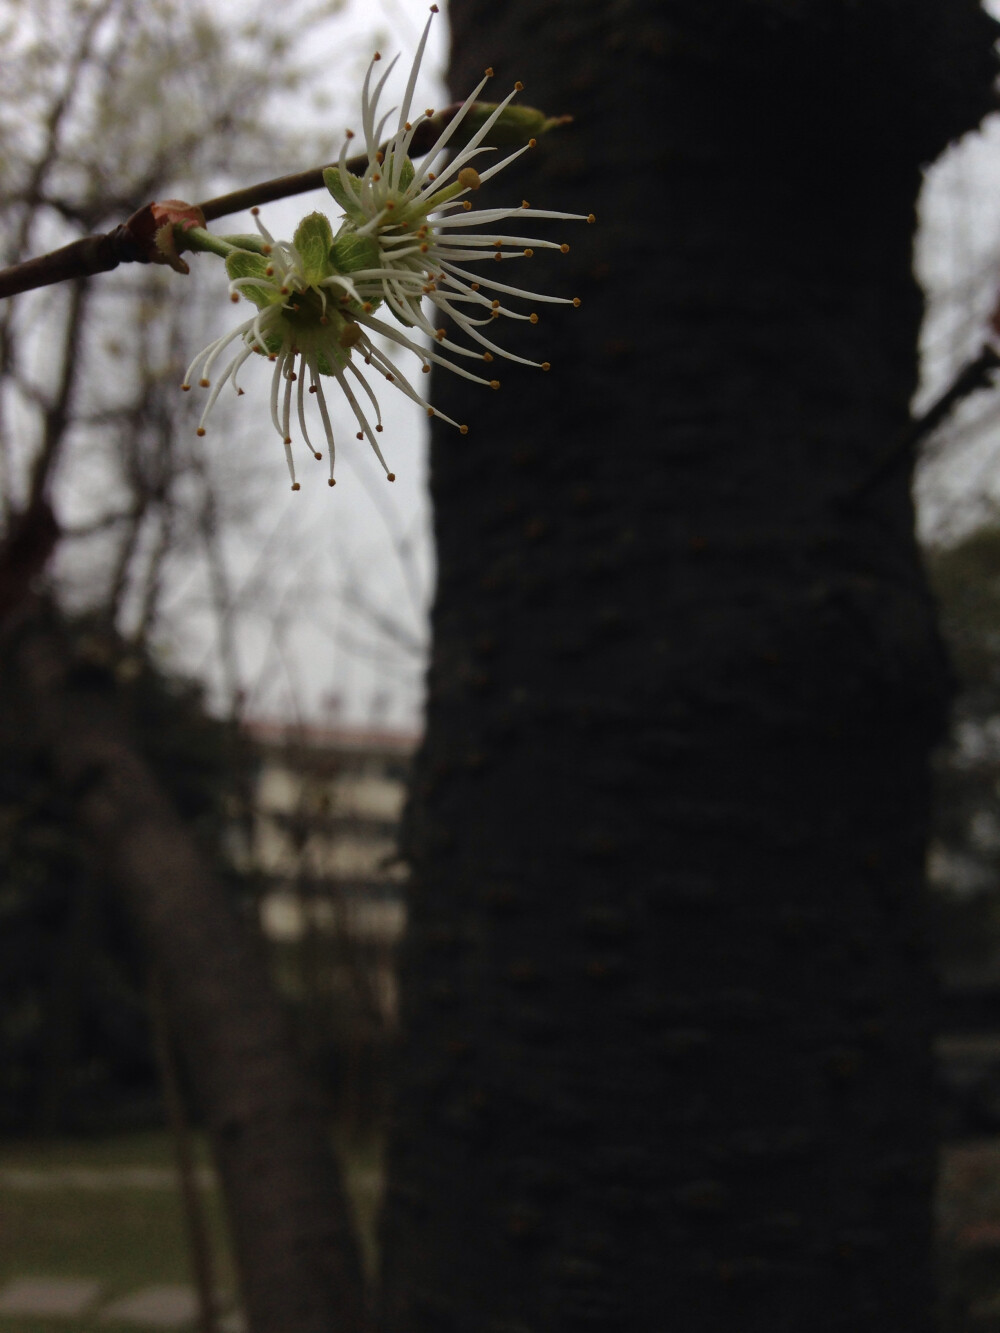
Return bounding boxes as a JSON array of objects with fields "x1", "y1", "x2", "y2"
[{"x1": 183, "y1": 5, "x2": 593, "y2": 489}]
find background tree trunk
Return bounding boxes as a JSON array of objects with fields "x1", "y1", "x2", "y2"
[
  {"x1": 379, "y1": 3, "x2": 997, "y2": 1330},
  {"x1": 5, "y1": 604, "x2": 369, "y2": 1333}
]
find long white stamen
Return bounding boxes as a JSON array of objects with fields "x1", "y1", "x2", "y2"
[{"x1": 185, "y1": 7, "x2": 588, "y2": 487}]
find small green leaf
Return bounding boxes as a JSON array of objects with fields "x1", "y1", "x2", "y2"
[
  {"x1": 383, "y1": 155, "x2": 415, "y2": 192},
  {"x1": 225, "y1": 249, "x2": 275, "y2": 309},
  {"x1": 323, "y1": 167, "x2": 366, "y2": 222},
  {"x1": 293, "y1": 212, "x2": 335, "y2": 286},
  {"x1": 330, "y1": 228, "x2": 381, "y2": 276}
]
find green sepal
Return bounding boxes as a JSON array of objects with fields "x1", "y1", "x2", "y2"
[
  {"x1": 323, "y1": 167, "x2": 366, "y2": 222},
  {"x1": 330, "y1": 228, "x2": 381, "y2": 277},
  {"x1": 315, "y1": 348, "x2": 348, "y2": 376},
  {"x1": 440, "y1": 102, "x2": 569, "y2": 151},
  {"x1": 293, "y1": 212, "x2": 335, "y2": 286},
  {"x1": 252, "y1": 330, "x2": 285, "y2": 357},
  {"x1": 386, "y1": 155, "x2": 415, "y2": 192},
  {"x1": 225, "y1": 249, "x2": 276, "y2": 310}
]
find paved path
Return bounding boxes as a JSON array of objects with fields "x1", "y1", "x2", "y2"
[
  {"x1": 0, "y1": 1164, "x2": 242, "y2": 1329},
  {"x1": 0, "y1": 1165, "x2": 216, "y2": 1191},
  {"x1": 0, "y1": 1275, "x2": 245, "y2": 1328}
]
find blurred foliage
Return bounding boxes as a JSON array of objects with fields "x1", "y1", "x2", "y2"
[{"x1": 0, "y1": 608, "x2": 256, "y2": 1135}]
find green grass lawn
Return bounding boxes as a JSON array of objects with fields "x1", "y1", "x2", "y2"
[
  {"x1": 0, "y1": 1126, "x2": 383, "y2": 1331},
  {"x1": 16, "y1": 1127, "x2": 1000, "y2": 1331},
  {"x1": 0, "y1": 1130, "x2": 234, "y2": 1331}
]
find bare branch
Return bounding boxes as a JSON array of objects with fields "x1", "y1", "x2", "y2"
[{"x1": 0, "y1": 101, "x2": 498, "y2": 300}]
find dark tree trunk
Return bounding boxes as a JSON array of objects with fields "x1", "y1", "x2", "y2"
[
  {"x1": 380, "y1": 3, "x2": 996, "y2": 1331},
  {"x1": 6, "y1": 606, "x2": 369, "y2": 1333}
]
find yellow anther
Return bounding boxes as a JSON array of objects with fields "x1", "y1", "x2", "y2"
[
  {"x1": 561, "y1": 243, "x2": 570, "y2": 253},
  {"x1": 541, "y1": 362, "x2": 551, "y2": 371},
  {"x1": 459, "y1": 424, "x2": 469, "y2": 435},
  {"x1": 587, "y1": 213, "x2": 596, "y2": 223},
  {"x1": 521, "y1": 200, "x2": 530, "y2": 209},
  {"x1": 523, "y1": 248, "x2": 533, "y2": 257},
  {"x1": 515, "y1": 81, "x2": 524, "y2": 91},
  {"x1": 490, "y1": 380, "x2": 500, "y2": 390},
  {"x1": 528, "y1": 137, "x2": 537, "y2": 147},
  {"x1": 196, "y1": 427, "x2": 206, "y2": 436},
  {"x1": 199, "y1": 377, "x2": 210, "y2": 388},
  {"x1": 230, "y1": 293, "x2": 240, "y2": 303},
  {"x1": 483, "y1": 352, "x2": 494, "y2": 362},
  {"x1": 458, "y1": 167, "x2": 481, "y2": 190},
  {"x1": 529, "y1": 313, "x2": 539, "y2": 324},
  {"x1": 485, "y1": 66, "x2": 494, "y2": 76},
  {"x1": 573, "y1": 297, "x2": 582, "y2": 307}
]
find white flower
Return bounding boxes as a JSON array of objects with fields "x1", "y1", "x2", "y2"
[{"x1": 184, "y1": 3, "x2": 593, "y2": 489}]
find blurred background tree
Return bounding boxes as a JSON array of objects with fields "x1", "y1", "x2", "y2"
[{"x1": 8, "y1": 2, "x2": 1000, "y2": 1332}]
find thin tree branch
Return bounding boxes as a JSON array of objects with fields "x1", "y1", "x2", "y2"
[
  {"x1": 0, "y1": 107, "x2": 467, "y2": 301},
  {"x1": 26, "y1": 279, "x2": 89, "y2": 512},
  {"x1": 848, "y1": 343, "x2": 1000, "y2": 502}
]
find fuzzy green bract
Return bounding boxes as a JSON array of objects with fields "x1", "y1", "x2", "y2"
[
  {"x1": 184, "y1": 4, "x2": 592, "y2": 491},
  {"x1": 322, "y1": 167, "x2": 366, "y2": 223},
  {"x1": 293, "y1": 212, "x2": 335, "y2": 286},
  {"x1": 330, "y1": 230, "x2": 381, "y2": 279},
  {"x1": 224, "y1": 250, "x2": 276, "y2": 310}
]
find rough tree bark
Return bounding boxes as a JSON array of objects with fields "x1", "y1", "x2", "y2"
[
  {"x1": 3, "y1": 603, "x2": 369, "y2": 1333},
  {"x1": 379, "y1": 3, "x2": 997, "y2": 1331}
]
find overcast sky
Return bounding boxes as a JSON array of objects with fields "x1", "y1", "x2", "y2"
[{"x1": 27, "y1": 0, "x2": 1000, "y2": 735}]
